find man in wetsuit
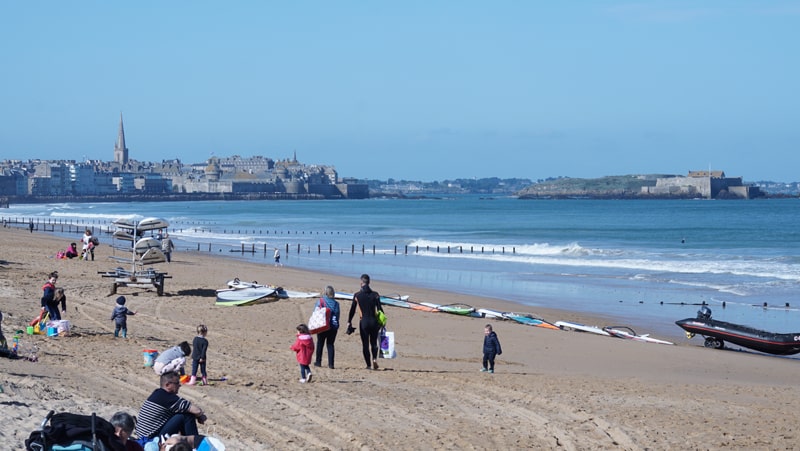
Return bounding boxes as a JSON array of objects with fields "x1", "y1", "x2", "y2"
[{"x1": 347, "y1": 274, "x2": 384, "y2": 370}]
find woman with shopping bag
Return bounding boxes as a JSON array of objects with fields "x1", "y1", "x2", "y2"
[{"x1": 310, "y1": 286, "x2": 340, "y2": 369}]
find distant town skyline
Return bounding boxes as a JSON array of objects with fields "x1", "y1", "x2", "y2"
[{"x1": 1, "y1": 2, "x2": 798, "y2": 182}]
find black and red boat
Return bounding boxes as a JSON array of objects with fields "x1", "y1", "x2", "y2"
[{"x1": 676, "y1": 307, "x2": 800, "y2": 356}]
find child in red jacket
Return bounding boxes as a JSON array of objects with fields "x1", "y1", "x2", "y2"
[{"x1": 291, "y1": 324, "x2": 315, "y2": 383}]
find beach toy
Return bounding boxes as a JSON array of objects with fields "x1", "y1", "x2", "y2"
[
  {"x1": 180, "y1": 375, "x2": 191, "y2": 384},
  {"x1": 46, "y1": 327, "x2": 58, "y2": 337},
  {"x1": 26, "y1": 326, "x2": 34, "y2": 335},
  {"x1": 55, "y1": 320, "x2": 70, "y2": 335},
  {"x1": 143, "y1": 349, "x2": 159, "y2": 367}
]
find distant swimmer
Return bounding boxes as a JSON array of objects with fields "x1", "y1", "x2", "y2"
[{"x1": 681, "y1": 238, "x2": 685, "y2": 244}]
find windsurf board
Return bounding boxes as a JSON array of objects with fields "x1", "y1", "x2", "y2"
[{"x1": 554, "y1": 321, "x2": 612, "y2": 336}]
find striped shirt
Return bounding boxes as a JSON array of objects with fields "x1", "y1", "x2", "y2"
[{"x1": 135, "y1": 388, "x2": 192, "y2": 439}]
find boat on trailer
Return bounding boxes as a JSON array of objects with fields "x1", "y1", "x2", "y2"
[
  {"x1": 676, "y1": 307, "x2": 800, "y2": 355},
  {"x1": 100, "y1": 217, "x2": 171, "y2": 296}
]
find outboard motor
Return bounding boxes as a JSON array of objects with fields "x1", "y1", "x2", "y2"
[{"x1": 697, "y1": 306, "x2": 712, "y2": 320}]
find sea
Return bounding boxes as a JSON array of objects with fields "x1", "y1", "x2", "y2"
[{"x1": 5, "y1": 196, "x2": 800, "y2": 340}]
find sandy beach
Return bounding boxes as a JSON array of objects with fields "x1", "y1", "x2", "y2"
[{"x1": 1, "y1": 226, "x2": 798, "y2": 450}]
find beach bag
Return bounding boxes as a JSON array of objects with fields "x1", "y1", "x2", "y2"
[
  {"x1": 377, "y1": 310, "x2": 387, "y2": 327},
  {"x1": 308, "y1": 298, "x2": 332, "y2": 334},
  {"x1": 380, "y1": 328, "x2": 396, "y2": 359}
]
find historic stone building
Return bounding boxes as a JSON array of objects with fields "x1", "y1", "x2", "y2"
[
  {"x1": 642, "y1": 171, "x2": 762, "y2": 199},
  {"x1": 0, "y1": 114, "x2": 368, "y2": 200}
]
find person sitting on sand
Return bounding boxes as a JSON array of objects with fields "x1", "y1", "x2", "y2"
[
  {"x1": 135, "y1": 371, "x2": 208, "y2": 447},
  {"x1": 65, "y1": 242, "x2": 79, "y2": 259}
]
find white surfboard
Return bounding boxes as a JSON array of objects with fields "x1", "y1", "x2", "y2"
[
  {"x1": 602, "y1": 326, "x2": 674, "y2": 345},
  {"x1": 554, "y1": 321, "x2": 612, "y2": 336},
  {"x1": 284, "y1": 290, "x2": 321, "y2": 299}
]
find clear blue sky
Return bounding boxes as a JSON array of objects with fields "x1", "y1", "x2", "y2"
[{"x1": 1, "y1": 2, "x2": 797, "y2": 182}]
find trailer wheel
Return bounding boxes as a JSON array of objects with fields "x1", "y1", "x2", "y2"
[
  {"x1": 704, "y1": 337, "x2": 724, "y2": 349},
  {"x1": 110, "y1": 282, "x2": 117, "y2": 295},
  {"x1": 156, "y1": 275, "x2": 165, "y2": 296}
]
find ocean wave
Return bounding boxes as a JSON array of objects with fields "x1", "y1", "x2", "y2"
[
  {"x1": 49, "y1": 212, "x2": 138, "y2": 222},
  {"x1": 413, "y1": 248, "x2": 800, "y2": 282},
  {"x1": 408, "y1": 239, "x2": 604, "y2": 257}
]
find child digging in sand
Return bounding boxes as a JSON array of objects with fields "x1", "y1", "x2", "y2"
[
  {"x1": 291, "y1": 324, "x2": 314, "y2": 383},
  {"x1": 186, "y1": 324, "x2": 209, "y2": 386},
  {"x1": 481, "y1": 324, "x2": 502, "y2": 374}
]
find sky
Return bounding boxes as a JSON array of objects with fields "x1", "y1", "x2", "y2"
[{"x1": 1, "y1": 2, "x2": 798, "y2": 182}]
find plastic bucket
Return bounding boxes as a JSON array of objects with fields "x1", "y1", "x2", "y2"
[
  {"x1": 26, "y1": 326, "x2": 34, "y2": 335},
  {"x1": 143, "y1": 350, "x2": 159, "y2": 367},
  {"x1": 56, "y1": 320, "x2": 70, "y2": 334},
  {"x1": 47, "y1": 327, "x2": 58, "y2": 337}
]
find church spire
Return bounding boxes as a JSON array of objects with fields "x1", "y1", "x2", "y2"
[{"x1": 114, "y1": 112, "x2": 129, "y2": 165}]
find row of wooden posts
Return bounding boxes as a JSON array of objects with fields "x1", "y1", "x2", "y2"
[
  {"x1": 2, "y1": 216, "x2": 516, "y2": 256},
  {"x1": 222, "y1": 242, "x2": 515, "y2": 256}
]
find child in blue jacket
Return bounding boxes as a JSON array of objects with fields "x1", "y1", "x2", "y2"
[
  {"x1": 481, "y1": 324, "x2": 502, "y2": 373},
  {"x1": 110, "y1": 296, "x2": 137, "y2": 338}
]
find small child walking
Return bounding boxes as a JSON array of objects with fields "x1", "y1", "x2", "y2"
[
  {"x1": 481, "y1": 324, "x2": 502, "y2": 374},
  {"x1": 110, "y1": 296, "x2": 136, "y2": 338},
  {"x1": 187, "y1": 324, "x2": 209, "y2": 386},
  {"x1": 290, "y1": 324, "x2": 314, "y2": 383}
]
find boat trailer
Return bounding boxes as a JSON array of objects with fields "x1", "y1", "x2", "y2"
[{"x1": 99, "y1": 267, "x2": 171, "y2": 296}]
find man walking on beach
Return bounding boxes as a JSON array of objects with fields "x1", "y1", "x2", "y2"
[{"x1": 347, "y1": 274, "x2": 384, "y2": 370}]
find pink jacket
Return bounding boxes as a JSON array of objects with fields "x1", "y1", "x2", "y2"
[{"x1": 291, "y1": 333, "x2": 314, "y2": 365}]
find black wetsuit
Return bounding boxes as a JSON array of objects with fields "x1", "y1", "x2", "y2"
[{"x1": 348, "y1": 285, "x2": 384, "y2": 368}]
